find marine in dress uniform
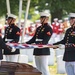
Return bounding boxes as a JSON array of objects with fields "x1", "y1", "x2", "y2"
[
  {"x1": 52, "y1": 18, "x2": 59, "y2": 34},
  {"x1": 0, "y1": 36, "x2": 11, "y2": 64},
  {"x1": 3, "y1": 14, "x2": 20, "y2": 62},
  {"x1": 58, "y1": 20, "x2": 65, "y2": 39},
  {"x1": 26, "y1": 12, "x2": 53, "y2": 75},
  {"x1": 51, "y1": 18, "x2": 60, "y2": 43},
  {"x1": 53, "y1": 13, "x2": 75, "y2": 75},
  {"x1": 27, "y1": 23, "x2": 36, "y2": 36}
]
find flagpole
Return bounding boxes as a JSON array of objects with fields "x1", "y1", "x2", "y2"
[
  {"x1": 21, "y1": 0, "x2": 31, "y2": 43},
  {"x1": 18, "y1": 0, "x2": 23, "y2": 28},
  {"x1": 6, "y1": 0, "x2": 11, "y2": 14}
]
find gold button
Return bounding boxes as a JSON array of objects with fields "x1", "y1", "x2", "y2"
[
  {"x1": 37, "y1": 32, "x2": 38, "y2": 34},
  {"x1": 66, "y1": 42, "x2": 68, "y2": 43},
  {"x1": 40, "y1": 42, "x2": 42, "y2": 44},
  {"x1": 36, "y1": 34, "x2": 38, "y2": 36},
  {"x1": 68, "y1": 34, "x2": 69, "y2": 36},
  {"x1": 69, "y1": 32, "x2": 71, "y2": 34},
  {"x1": 71, "y1": 29, "x2": 73, "y2": 31},
  {"x1": 65, "y1": 46, "x2": 67, "y2": 48},
  {"x1": 38, "y1": 30, "x2": 40, "y2": 31},
  {"x1": 66, "y1": 43, "x2": 68, "y2": 44}
]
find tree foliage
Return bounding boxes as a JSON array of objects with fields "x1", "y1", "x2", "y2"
[
  {"x1": 0, "y1": 0, "x2": 75, "y2": 20},
  {"x1": 35, "y1": 0, "x2": 75, "y2": 20}
]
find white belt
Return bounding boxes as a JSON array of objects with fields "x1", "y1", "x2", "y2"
[
  {"x1": 5, "y1": 39, "x2": 13, "y2": 41},
  {"x1": 36, "y1": 39, "x2": 43, "y2": 41}
]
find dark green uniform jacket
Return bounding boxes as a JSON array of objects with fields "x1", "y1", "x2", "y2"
[
  {"x1": 3, "y1": 24, "x2": 20, "y2": 55},
  {"x1": 53, "y1": 26, "x2": 75, "y2": 61},
  {"x1": 26, "y1": 23, "x2": 53, "y2": 55},
  {"x1": 0, "y1": 36, "x2": 11, "y2": 59}
]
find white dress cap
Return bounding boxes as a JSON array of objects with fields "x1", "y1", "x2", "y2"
[
  {"x1": 40, "y1": 12, "x2": 50, "y2": 17},
  {"x1": 58, "y1": 20, "x2": 62, "y2": 23},
  {"x1": 64, "y1": 18, "x2": 68, "y2": 20},
  {"x1": 8, "y1": 14, "x2": 17, "y2": 19},
  {"x1": 54, "y1": 18, "x2": 58, "y2": 21},
  {"x1": 69, "y1": 13, "x2": 75, "y2": 18}
]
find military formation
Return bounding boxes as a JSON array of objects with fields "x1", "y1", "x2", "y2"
[{"x1": 0, "y1": 12, "x2": 75, "y2": 75}]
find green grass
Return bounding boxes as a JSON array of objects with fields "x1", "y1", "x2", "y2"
[
  {"x1": 29, "y1": 62, "x2": 67, "y2": 75},
  {"x1": 49, "y1": 63, "x2": 67, "y2": 75}
]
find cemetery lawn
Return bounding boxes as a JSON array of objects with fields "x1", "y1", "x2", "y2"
[
  {"x1": 29, "y1": 62, "x2": 67, "y2": 75},
  {"x1": 49, "y1": 62, "x2": 67, "y2": 75}
]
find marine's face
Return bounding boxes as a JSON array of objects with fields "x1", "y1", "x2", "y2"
[
  {"x1": 7, "y1": 18, "x2": 16, "y2": 25},
  {"x1": 7, "y1": 19, "x2": 12, "y2": 24},
  {"x1": 40, "y1": 17, "x2": 49, "y2": 24},
  {"x1": 70, "y1": 18, "x2": 75, "y2": 26}
]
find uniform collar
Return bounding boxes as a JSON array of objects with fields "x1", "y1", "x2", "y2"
[
  {"x1": 42, "y1": 23, "x2": 48, "y2": 25},
  {"x1": 9, "y1": 24, "x2": 14, "y2": 27}
]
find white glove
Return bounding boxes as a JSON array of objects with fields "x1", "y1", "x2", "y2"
[
  {"x1": 11, "y1": 47, "x2": 16, "y2": 52},
  {"x1": 58, "y1": 44, "x2": 65, "y2": 49}
]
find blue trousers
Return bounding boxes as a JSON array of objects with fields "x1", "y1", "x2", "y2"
[{"x1": 65, "y1": 62, "x2": 75, "y2": 75}]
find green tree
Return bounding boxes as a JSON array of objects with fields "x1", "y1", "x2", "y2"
[
  {"x1": 35, "y1": 0, "x2": 75, "y2": 21},
  {"x1": 0, "y1": 0, "x2": 75, "y2": 21}
]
